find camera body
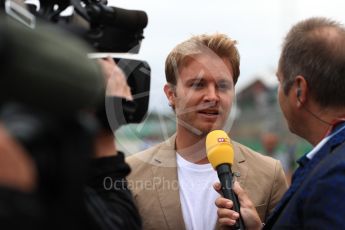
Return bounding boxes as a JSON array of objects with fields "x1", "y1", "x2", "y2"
[
  {"x1": 0, "y1": 2, "x2": 150, "y2": 227},
  {"x1": 24, "y1": 0, "x2": 151, "y2": 130}
]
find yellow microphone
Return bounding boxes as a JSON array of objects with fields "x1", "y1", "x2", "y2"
[
  {"x1": 206, "y1": 130, "x2": 234, "y2": 169},
  {"x1": 206, "y1": 130, "x2": 244, "y2": 230}
]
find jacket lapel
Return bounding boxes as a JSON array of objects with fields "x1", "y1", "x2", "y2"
[
  {"x1": 232, "y1": 141, "x2": 248, "y2": 187},
  {"x1": 149, "y1": 137, "x2": 248, "y2": 230},
  {"x1": 265, "y1": 124, "x2": 345, "y2": 229},
  {"x1": 150, "y1": 135, "x2": 186, "y2": 230}
]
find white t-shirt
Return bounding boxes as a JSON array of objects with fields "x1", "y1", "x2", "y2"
[{"x1": 176, "y1": 153, "x2": 219, "y2": 230}]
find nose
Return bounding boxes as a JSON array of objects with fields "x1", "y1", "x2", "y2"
[{"x1": 204, "y1": 85, "x2": 219, "y2": 103}]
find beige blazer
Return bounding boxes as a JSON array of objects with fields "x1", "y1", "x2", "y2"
[{"x1": 126, "y1": 135, "x2": 288, "y2": 230}]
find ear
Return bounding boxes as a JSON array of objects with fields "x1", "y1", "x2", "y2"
[
  {"x1": 164, "y1": 84, "x2": 176, "y2": 107},
  {"x1": 294, "y1": 75, "x2": 308, "y2": 107}
]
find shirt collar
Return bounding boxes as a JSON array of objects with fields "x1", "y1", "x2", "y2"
[{"x1": 306, "y1": 122, "x2": 345, "y2": 160}]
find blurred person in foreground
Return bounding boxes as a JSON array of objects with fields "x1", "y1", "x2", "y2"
[
  {"x1": 126, "y1": 34, "x2": 288, "y2": 229},
  {"x1": 0, "y1": 14, "x2": 140, "y2": 229},
  {"x1": 215, "y1": 17, "x2": 345, "y2": 229}
]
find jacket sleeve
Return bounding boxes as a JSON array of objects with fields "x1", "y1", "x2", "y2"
[
  {"x1": 267, "y1": 160, "x2": 288, "y2": 218},
  {"x1": 85, "y1": 152, "x2": 142, "y2": 230}
]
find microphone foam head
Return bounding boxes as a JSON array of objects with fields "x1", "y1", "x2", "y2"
[{"x1": 206, "y1": 130, "x2": 234, "y2": 169}]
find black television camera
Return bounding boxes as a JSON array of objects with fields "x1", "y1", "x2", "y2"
[
  {"x1": 10, "y1": 0, "x2": 151, "y2": 131},
  {"x1": 0, "y1": 0, "x2": 152, "y2": 170},
  {"x1": 0, "y1": 1, "x2": 149, "y2": 228}
]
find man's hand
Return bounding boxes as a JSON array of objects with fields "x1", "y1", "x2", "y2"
[
  {"x1": 94, "y1": 57, "x2": 134, "y2": 158},
  {"x1": 98, "y1": 57, "x2": 133, "y2": 100},
  {"x1": 214, "y1": 181, "x2": 262, "y2": 230}
]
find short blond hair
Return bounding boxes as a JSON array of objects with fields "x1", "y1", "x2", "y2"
[{"x1": 165, "y1": 33, "x2": 240, "y2": 85}]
